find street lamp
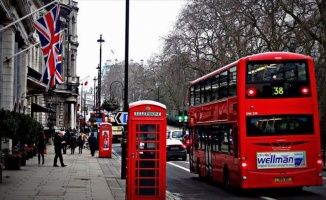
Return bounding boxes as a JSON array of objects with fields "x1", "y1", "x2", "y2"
[
  {"x1": 97, "y1": 34, "x2": 105, "y2": 117},
  {"x1": 93, "y1": 76, "x2": 97, "y2": 110},
  {"x1": 84, "y1": 92, "x2": 86, "y2": 130},
  {"x1": 80, "y1": 83, "x2": 83, "y2": 130},
  {"x1": 96, "y1": 64, "x2": 100, "y2": 110}
]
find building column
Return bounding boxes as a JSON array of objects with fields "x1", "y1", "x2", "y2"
[
  {"x1": 1, "y1": 28, "x2": 15, "y2": 110},
  {"x1": 20, "y1": 45, "x2": 28, "y2": 113},
  {"x1": 70, "y1": 102, "x2": 75, "y2": 129}
]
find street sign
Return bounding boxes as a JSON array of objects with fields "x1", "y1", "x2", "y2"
[
  {"x1": 96, "y1": 118, "x2": 102, "y2": 126},
  {"x1": 114, "y1": 112, "x2": 128, "y2": 125}
]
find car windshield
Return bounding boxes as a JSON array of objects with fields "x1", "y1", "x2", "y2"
[{"x1": 172, "y1": 131, "x2": 183, "y2": 138}]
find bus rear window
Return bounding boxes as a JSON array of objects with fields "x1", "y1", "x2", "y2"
[
  {"x1": 246, "y1": 115, "x2": 314, "y2": 136},
  {"x1": 246, "y1": 61, "x2": 310, "y2": 98}
]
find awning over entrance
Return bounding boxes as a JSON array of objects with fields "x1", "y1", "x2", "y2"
[{"x1": 31, "y1": 103, "x2": 55, "y2": 117}]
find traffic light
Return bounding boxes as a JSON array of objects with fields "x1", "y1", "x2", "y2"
[{"x1": 178, "y1": 115, "x2": 188, "y2": 122}]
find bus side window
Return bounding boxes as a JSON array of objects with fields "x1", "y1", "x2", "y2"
[
  {"x1": 220, "y1": 125, "x2": 229, "y2": 153},
  {"x1": 229, "y1": 128, "x2": 233, "y2": 154},
  {"x1": 212, "y1": 75, "x2": 219, "y2": 100},
  {"x1": 212, "y1": 130, "x2": 219, "y2": 151},
  {"x1": 229, "y1": 66, "x2": 237, "y2": 96},
  {"x1": 204, "y1": 79, "x2": 212, "y2": 103},
  {"x1": 221, "y1": 130, "x2": 228, "y2": 153},
  {"x1": 219, "y1": 71, "x2": 228, "y2": 98},
  {"x1": 198, "y1": 129, "x2": 205, "y2": 150},
  {"x1": 194, "y1": 84, "x2": 200, "y2": 105}
]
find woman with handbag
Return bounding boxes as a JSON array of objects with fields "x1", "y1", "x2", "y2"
[{"x1": 37, "y1": 131, "x2": 46, "y2": 165}]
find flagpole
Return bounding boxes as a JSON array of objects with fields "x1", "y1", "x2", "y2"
[
  {"x1": 0, "y1": 0, "x2": 59, "y2": 33},
  {"x1": 3, "y1": 29, "x2": 66, "y2": 63},
  {"x1": 2, "y1": 42, "x2": 39, "y2": 63}
]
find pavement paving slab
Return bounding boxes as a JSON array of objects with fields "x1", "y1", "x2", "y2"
[{"x1": 0, "y1": 144, "x2": 180, "y2": 200}]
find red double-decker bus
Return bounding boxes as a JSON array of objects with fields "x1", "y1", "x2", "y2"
[{"x1": 188, "y1": 52, "x2": 323, "y2": 190}]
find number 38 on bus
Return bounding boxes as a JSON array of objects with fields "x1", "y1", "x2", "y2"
[{"x1": 187, "y1": 52, "x2": 323, "y2": 190}]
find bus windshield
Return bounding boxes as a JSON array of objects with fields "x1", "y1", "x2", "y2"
[
  {"x1": 246, "y1": 61, "x2": 310, "y2": 98},
  {"x1": 246, "y1": 115, "x2": 314, "y2": 136}
]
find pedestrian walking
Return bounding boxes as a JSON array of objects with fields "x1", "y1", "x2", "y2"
[
  {"x1": 70, "y1": 132, "x2": 77, "y2": 154},
  {"x1": 37, "y1": 131, "x2": 46, "y2": 165},
  {"x1": 82, "y1": 132, "x2": 88, "y2": 147},
  {"x1": 62, "y1": 132, "x2": 68, "y2": 154},
  {"x1": 87, "y1": 132, "x2": 97, "y2": 157},
  {"x1": 53, "y1": 131, "x2": 67, "y2": 167},
  {"x1": 77, "y1": 132, "x2": 84, "y2": 154}
]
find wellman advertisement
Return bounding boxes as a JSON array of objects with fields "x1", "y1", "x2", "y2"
[{"x1": 257, "y1": 151, "x2": 306, "y2": 169}]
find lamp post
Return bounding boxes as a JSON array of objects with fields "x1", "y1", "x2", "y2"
[
  {"x1": 84, "y1": 92, "x2": 86, "y2": 130},
  {"x1": 97, "y1": 34, "x2": 105, "y2": 117},
  {"x1": 93, "y1": 76, "x2": 97, "y2": 110},
  {"x1": 121, "y1": 0, "x2": 130, "y2": 180},
  {"x1": 96, "y1": 65, "x2": 100, "y2": 111},
  {"x1": 80, "y1": 83, "x2": 83, "y2": 131}
]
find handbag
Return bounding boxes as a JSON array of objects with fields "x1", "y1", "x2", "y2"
[{"x1": 43, "y1": 148, "x2": 47, "y2": 154}]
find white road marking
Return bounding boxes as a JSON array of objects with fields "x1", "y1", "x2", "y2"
[
  {"x1": 260, "y1": 197, "x2": 277, "y2": 200},
  {"x1": 167, "y1": 162, "x2": 190, "y2": 172}
]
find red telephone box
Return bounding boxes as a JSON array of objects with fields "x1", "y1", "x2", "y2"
[
  {"x1": 98, "y1": 122, "x2": 112, "y2": 158},
  {"x1": 126, "y1": 100, "x2": 166, "y2": 200}
]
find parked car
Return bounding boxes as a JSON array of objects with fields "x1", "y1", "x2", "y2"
[
  {"x1": 166, "y1": 139, "x2": 187, "y2": 161},
  {"x1": 181, "y1": 134, "x2": 191, "y2": 153},
  {"x1": 167, "y1": 130, "x2": 186, "y2": 140}
]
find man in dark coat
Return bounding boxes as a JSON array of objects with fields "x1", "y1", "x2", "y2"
[
  {"x1": 88, "y1": 132, "x2": 97, "y2": 157},
  {"x1": 62, "y1": 132, "x2": 68, "y2": 154},
  {"x1": 70, "y1": 132, "x2": 77, "y2": 154},
  {"x1": 53, "y1": 131, "x2": 67, "y2": 167}
]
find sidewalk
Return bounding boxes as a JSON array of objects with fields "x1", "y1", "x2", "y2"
[{"x1": 0, "y1": 145, "x2": 179, "y2": 200}]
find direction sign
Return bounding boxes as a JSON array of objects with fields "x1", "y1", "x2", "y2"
[{"x1": 114, "y1": 112, "x2": 128, "y2": 125}]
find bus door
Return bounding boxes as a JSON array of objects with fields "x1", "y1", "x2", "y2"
[
  {"x1": 204, "y1": 127, "x2": 212, "y2": 178},
  {"x1": 188, "y1": 127, "x2": 195, "y2": 172}
]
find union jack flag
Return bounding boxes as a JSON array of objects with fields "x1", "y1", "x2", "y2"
[{"x1": 34, "y1": 4, "x2": 62, "y2": 91}]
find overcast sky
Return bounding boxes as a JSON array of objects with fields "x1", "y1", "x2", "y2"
[{"x1": 76, "y1": 0, "x2": 185, "y2": 83}]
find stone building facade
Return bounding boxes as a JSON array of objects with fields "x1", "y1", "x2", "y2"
[{"x1": 0, "y1": 0, "x2": 80, "y2": 132}]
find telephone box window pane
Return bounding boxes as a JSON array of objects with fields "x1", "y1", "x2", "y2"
[
  {"x1": 140, "y1": 169, "x2": 155, "y2": 177},
  {"x1": 139, "y1": 179, "x2": 155, "y2": 186},
  {"x1": 140, "y1": 152, "x2": 156, "y2": 159},
  {"x1": 139, "y1": 160, "x2": 156, "y2": 168},
  {"x1": 140, "y1": 124, "x2": 156, "y2": 132},
  {"x1": 139, "y1": 188, "x2": 155, "y2": 196},
  {"x1": 147, "y1": 143, "x2": 156, "y2": 149}
]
